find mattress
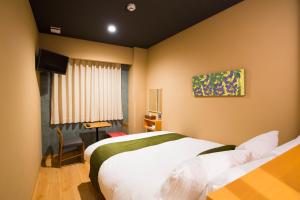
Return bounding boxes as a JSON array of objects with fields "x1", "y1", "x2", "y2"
[
  {"x1": 85, "y1": 131, "x2": 300, "y2": 200},
  {"x1": 84, "y1": 131, "x2": 222, "y2": 200}
]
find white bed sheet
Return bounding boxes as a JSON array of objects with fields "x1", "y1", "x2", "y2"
[
  {"x1": 85, "y1": 131, "x2": 299, "y2": 200},
  {"x1": 84, "y1": 131, "x2": 222, "y2": 200}
]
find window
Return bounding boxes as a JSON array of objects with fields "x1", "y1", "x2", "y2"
[{"x1": 51, "y1": 59, "x2": 123, "y2": 124}]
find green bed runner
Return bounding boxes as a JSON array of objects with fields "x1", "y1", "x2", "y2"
[{"x1": 89, "y1": 133, "x2": 186, "y2": 190}]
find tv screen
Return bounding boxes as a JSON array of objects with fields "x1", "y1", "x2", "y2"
[{"x1": 36, "y1": 49, "x2": 68, "y2": 74}]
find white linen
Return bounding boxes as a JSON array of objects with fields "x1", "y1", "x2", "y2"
[
  {"x1": 85, "y1": 131, "x2": 222, "y2": 200},
  {"x1": 236, "y1": 130, "x2": 279, "y2": 160},
  {"x1": 159, "y1": 150, "x2": 251, "y2": 200},
  {"x1": 201, "y1": 135, "x2": 300, "y2": 200},
  {"x1": 51, "y1": 59, "x2": 122, "y2": 124}
]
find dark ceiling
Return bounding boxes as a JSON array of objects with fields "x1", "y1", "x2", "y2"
[{"x1": 29, "y1": 0, "x2": 243, "y2": 48}]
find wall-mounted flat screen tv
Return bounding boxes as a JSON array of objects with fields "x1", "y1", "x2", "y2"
[{"x1": 36, "y1": 49, "x2": 68, "y2": 74}]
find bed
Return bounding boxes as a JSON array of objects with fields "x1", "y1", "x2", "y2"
[{"x1": 84, "y1": 130, "x2": 300, "y2": 200}]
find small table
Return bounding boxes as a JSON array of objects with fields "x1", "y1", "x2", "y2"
[{"x1": 83, "y1": 121, "x2": 112, "y2": 141}]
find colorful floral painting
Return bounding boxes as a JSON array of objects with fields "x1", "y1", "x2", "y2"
[{"x1": 192, "y1": 69, "x2": 245, "y2": 97}]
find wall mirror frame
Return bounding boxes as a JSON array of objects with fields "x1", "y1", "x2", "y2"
[{"x1": 148, "y1": 89, "x2": 162, "y2": 113}]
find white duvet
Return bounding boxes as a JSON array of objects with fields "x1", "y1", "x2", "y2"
[
  {"x1": 85, "y1": 131, "x2": 300, "y2": 200},
  {"x1": 84, "y1": 131, "x2": 222, "y2": 200}
]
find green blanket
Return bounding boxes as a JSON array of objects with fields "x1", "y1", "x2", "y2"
[{"x1": 89, "y1": 133, "x2": 186, "y2": 190}]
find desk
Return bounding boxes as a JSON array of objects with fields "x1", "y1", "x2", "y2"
[
  {"x1": 208, "y1": 145, "x2": 300, "y2": 200},
  {"x1": 83, "y1": 122, "x2": 112, "y2": 141}
]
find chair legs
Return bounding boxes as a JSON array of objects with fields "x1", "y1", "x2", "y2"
[
  {"x1": 81, "y1": 144, "x2": 85, "y2": 163},
  {"x1": 58, "y1": 151, "x2": 62, "y2": 168},
  {"x1": 57, "y1": 144, "x2": 84, "y2": 167}
]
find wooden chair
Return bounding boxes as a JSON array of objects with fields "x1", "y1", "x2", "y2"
[{"x1": 56, "y1": 128, "x2": 85, "y2": 167}]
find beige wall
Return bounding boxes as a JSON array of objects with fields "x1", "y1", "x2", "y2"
[
  {"x1": 39, "y1": 33, "x2": 133, "y2": 64},
  {"x1": 128, "y1": 48, "x2": 148, "y2": 133},
  {"x1": 147, "y1": 0, "x2": 300, "y2": 144},
  {"x1": 0, "y1": 1, "x2": 41, "y2": 200}
]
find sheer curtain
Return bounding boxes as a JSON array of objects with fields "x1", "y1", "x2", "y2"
[{"x1": 51, "y1": 59, "x2": 123, "y2": 124}]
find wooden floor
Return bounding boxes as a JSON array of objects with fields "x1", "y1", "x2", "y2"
[{"x1": 32, "y1": 158, "x2": 100, "y2": 200}]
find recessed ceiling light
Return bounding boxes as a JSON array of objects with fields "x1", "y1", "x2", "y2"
[
  {"x1": 50, "y1": 26, "x2": 61, "y2": 34},
  {"x1": 126, "y1": 3, "x2": 136, "y2": 12},
  {"x1": 107, "y1": 24, "x2": 117, "y2": 33}
]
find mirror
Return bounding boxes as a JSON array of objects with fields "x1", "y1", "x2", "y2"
[{"x1": 148, "y1": 89, "x2": 162, "y2": 113}]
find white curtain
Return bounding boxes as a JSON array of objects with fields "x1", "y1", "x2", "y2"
[{"x1": 51, "y1": 59, "x2": 123, "y2": 124}]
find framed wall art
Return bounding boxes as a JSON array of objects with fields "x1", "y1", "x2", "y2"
[{"x1": 192, "y1": 69, "x2": 245, "y2": 97}]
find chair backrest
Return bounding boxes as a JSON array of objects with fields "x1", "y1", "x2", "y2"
[{"x1": 56, "y1": 128, "x2": 64, "y2": 152}]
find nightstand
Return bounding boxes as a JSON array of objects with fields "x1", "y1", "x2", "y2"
[{"x1": 144, "y1": 118, "x2": 162, "y2": 132}]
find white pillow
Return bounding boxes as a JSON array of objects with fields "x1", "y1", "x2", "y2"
[
  {"x1": 236, "y1": 130, "x2": 279, "y2": 160},
  {"x1": 157, "y1": 150, "x2": 251, "y2": 200}
]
